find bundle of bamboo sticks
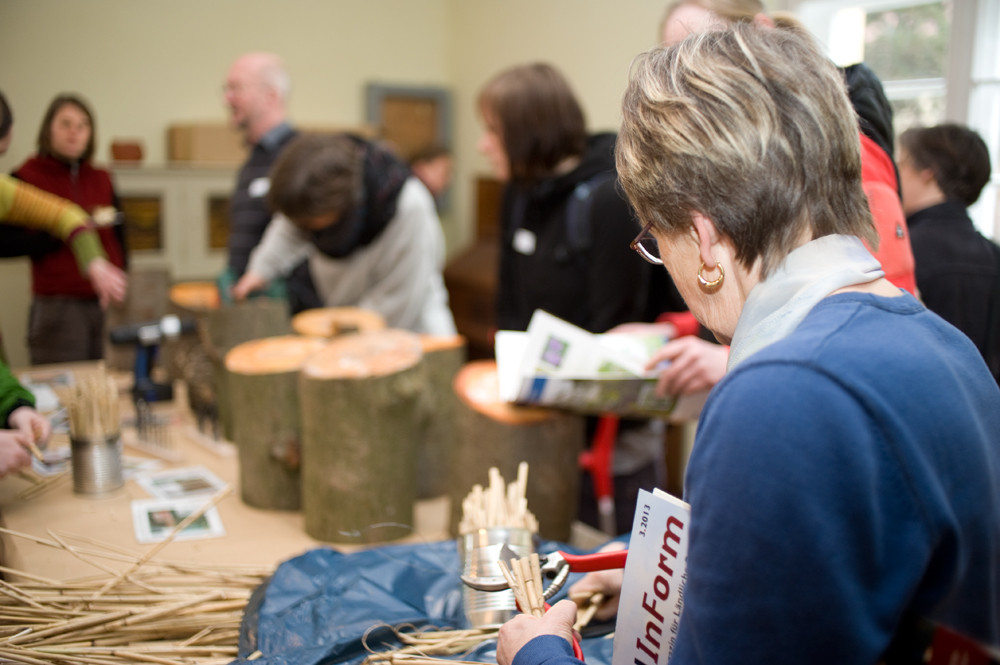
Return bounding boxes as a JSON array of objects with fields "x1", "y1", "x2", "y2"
[
  {"x1": 497, "y1": 553, "x2": 545, "y2": 618},
  {"x1": 0, "y1": 525, "x2": 269, "y2": 665},
  {"x1": 64, "y1": 366, "x2": 120, "y2": 440},
  {"x1": 0, "y1": 485, "x2": 255, "y2": 665},
  {"x1": 457, "y1": 463, "x2": 538, "y2": 535}
]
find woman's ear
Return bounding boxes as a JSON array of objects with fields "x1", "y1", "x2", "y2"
[
  {"x1": 918, "y1": 166, "x2": 939, "y2": 187},
  {"x1": 692, "y1": 213, "x2": 720, "y2": 268}
]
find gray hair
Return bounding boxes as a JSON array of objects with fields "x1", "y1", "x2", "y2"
[
  {"x1": 617, "y1": 23, "x2": 876, "y2": 277},
  {"x1": 255, "y1": 53, "x2": 291, "y2": 101}
]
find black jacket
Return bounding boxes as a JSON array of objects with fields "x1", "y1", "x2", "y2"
[
  {"x1": 843, "y1": 62, "x2": 895, "y2": 162},
  {"x1": 908, "y1": 200, "x2": 1000, "y2": 379},
  {"x1": 496, "y1": 133, "x2": 683, "y2": 334},
  {"x1": 227, "y1": 124, "x2": 299, "y2": 277}
]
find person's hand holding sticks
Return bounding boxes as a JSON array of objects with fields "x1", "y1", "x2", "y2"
[
  {"x1": 497, "y1": 598, "x2": 579, "y2": 665},
  {"x1": 0, "y1": 430, "x2": 34, "y2": 478},
  {"x1": 8, "y1": 405, "x2": 50, "y2": 458}
]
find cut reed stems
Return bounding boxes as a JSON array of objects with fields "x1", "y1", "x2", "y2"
[
  {"x1": 458, "y1": 462, "x2": 538, "y2": 534},
  {"x1": 362, "y1": 625, "x2": 500, "y2": 664},
  {"x1": 0, "y1": 525, "x2": 268, "y2": 664},
  {"x1": 498, "y1": 554, "x2": 545, "y2": 618}
]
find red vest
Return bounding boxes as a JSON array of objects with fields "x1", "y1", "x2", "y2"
[{"x1": 14, "y1": 155, "x2": 125, "y2": 298}]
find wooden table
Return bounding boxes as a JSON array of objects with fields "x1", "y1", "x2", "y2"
[{"x1": 0, "y1": 365, "x2": 451, "y2": 581}]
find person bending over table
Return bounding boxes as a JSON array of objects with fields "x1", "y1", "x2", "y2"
[
  {"x1": 497, "y1": 24, "x2": 1000, "y2": 665},
  {"x1": 232, "y1": 133, "x2": 456, "y2": 336}
]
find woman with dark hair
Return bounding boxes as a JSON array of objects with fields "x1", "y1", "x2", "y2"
[
  {"x1": 477, "y1": 63, "x2": 688, "y2": 533},
  {"x1": 478, "y1": 62, "x2": 677, "y2": 334},
  {"x1": 12, "y1": 93, "x2": 127, "y2": 364},
  {"x1": 899, "y1": 123, "x2": 999, "y2": 381}
]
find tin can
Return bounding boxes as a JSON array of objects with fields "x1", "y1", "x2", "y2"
[
  {"x1": 458, "y1": 526, "x2": 534, "y2": 627},
  {"x1": 70, "y1": 433, "x2": 124, "y2": 496}
]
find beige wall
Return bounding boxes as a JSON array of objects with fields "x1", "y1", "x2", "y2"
[
  {"x1": 0, "y1": 0, "x2": 673, "y2": 247},
  {"x1": 0, "y1": 0, "x2": 679, "y2": 367}
]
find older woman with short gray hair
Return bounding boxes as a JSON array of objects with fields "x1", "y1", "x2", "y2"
[{"x1": 497, "y1": 24, "x2": 1000, "y2": 665}]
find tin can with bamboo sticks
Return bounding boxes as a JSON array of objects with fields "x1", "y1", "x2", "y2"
[
  {"x1": 457, "y1": 464, "x2": 539, "y2": 626},
  {"x1": 66, "y1": 367, "x2": 124, "y2": 496},
  {"x1": 459, "y1": 525, "x2": 534, "y2": 628}
]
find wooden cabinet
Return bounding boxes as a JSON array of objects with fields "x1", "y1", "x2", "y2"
[{"x1": 112, "y1": 165, "x2": 237, "y2": 280}]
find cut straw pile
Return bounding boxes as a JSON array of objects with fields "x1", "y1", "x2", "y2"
[
  {"x1": 362, "y1": 625, "x2": 499, "y2": 665},
  {"x1": 458, "y1": 463, "x2": 537, "y2": 535},
  {"x1": 0, "y1": 491, "x2": 268, "y2": 664}
]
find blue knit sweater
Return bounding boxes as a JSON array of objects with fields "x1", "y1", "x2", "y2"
[{"x1": 516, "y1": 292, "x2": 1000, "y2": 665}]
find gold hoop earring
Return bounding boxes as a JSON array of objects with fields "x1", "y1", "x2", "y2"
[{"x1": 697, "y1": 261, "x2": 724, "y2": 289}]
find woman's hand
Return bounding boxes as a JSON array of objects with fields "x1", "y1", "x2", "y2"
[
  {"x1": 646, "y1": 336, "x2": 729, "y2": 396},
  {"x1": 567, "y1": 541, "x2": 627, "y2": 622},
  {"x1": 8, "y1": 406, "x2": 51, "y2": 446},
  {"x1": 0, "y1": 430, "x2": 33, "y2": 478},
  {"x1": 497, "y1": 599, "x2": 579, "y2": 665},
  {"x1": 87, "y1": 257, "x2": 128, "y2": 308},
  {"x1": 231, "y1": 272, "x2": 268, "y2": 301}
]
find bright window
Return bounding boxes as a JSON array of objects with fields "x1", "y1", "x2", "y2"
[
  {"x1": 863, "y1": 2, "x2": 950, "y2": 131},
  {"x1": 796, "y1": 0, "x2": 1000, "y2": 237}
]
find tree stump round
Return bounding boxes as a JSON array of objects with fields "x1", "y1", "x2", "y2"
[
  {"x1": 225, "y1": 335, "x2": 328, "y2": 510},
  {"x1": 165, "y1": 283, "x2": 291, "y2": 439},
  {"x1": 450, "y1": 360, "x2": 585, "y2": 542},
  {"x1": 169, "y1": 281, "x2": 221, "y2": 311},
  {"x1": 291, "y1": 307, "x2": 387, "y2": 338},
  {"x1": 299, "y1": 329, "x2": 424, "y2": 543},
  {"x1": 164, "y1": 282, "x2": 219, "y2": 420},
  {"x1": 201, "y1": 299, "x2": 291, "y2": 440},
  {"x1": 415, "y1": 334, "x2": 467, "y2": 499}
]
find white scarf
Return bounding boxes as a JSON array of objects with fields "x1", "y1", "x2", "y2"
[{"x1": 728, "y1": 234, "x2": 884, "y2": 370}]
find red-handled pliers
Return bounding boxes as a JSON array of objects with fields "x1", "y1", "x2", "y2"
[{"x1": 460, "y1": 547, "x2": 628, "y2": 599}]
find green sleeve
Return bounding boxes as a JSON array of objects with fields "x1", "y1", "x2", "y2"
[
  {"x1": 0, "y1": 358, "x2": 35, "y2": 426},
  {"x1": 69, "y1": 229, "x2": 106, "y2": 271}
]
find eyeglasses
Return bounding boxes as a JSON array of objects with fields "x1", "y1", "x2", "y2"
[{"x1": 630, "y1": 220, "x2": 662, "y2": 265}]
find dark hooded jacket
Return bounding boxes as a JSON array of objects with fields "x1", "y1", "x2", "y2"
[{"x1": 496, "y1": 132, "x2": 682, "y2": 333}]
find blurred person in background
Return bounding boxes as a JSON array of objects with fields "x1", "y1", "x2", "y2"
[
  {"x1": 9, "y1": 93, "x2": 128, "y2": 364},
  {"x1": 476, "y1": 62, "x2": 689, "y2": 533},
  {"x1": 898, "y1": 123, "x2": 999, "y2": 382},
  {"x1": 221, "y1": 51, "x2": 317, "y2": 312},
  {"x1": 232, "y1": 133, "x2": 456, "y2": 336}
]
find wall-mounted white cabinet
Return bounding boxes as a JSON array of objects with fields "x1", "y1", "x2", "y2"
[{"x1": 113, "y1": 164, "x2": 237, "y2": 281}]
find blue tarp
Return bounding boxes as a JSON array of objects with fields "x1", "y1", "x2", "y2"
[{"x1": 232, "y1": 540, "x2": 616, "y2": 665}]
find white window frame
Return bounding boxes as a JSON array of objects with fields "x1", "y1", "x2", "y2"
[{"x1": 794, "y1": 0, "x2": 1000, "y2": 238}]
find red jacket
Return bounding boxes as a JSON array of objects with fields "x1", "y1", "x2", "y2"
[
  {"x1": 14, "y1": 154, "x2": 125, "y2": 298},
  {"x1": 859, "y1": 133, "x2": 918, "y2": 295}
]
